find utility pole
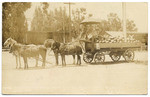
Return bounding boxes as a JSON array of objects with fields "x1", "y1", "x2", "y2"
[
  {"x1": 122, "y1": 2, "x2": 127, "y2": 42},
  {"x1": 64, "y1": 2, "x2": 75, "y2": 42},
  {"x1": 62, "y1": 10, "x2": 65, "y2": 43}
]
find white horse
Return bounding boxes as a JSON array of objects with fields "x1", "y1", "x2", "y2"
[
  {"x1": 4, "y1": 38, "x2": 47, "y2": 69},
  {"x1": 4, "y1": 38, "x2": 22, "y2": 68}
]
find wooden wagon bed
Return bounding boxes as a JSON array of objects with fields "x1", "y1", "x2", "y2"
[
  {"x1": 80, "y1": 39, "x2": 142, "y2": 49},
  {"x1": 80, "y1": 39, "x2": 143, "y2": 63},
  {"x1": 96, "y1": 42, "x2": 142, "y2": 49}
]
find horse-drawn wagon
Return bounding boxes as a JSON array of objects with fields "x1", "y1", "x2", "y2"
[
  {"x1": 80, "y1": 39, "x2": 142, "y2": 63},
  {"x1": 79, "y1": 18, "x2": 143, "y2": 63}
]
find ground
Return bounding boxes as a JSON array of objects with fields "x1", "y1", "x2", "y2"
[{"x1": 2, "y1": 50, "x2": 148, "y2": 94}]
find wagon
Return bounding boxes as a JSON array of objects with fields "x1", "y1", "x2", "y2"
[
  {"x1": 79, "y1": 18, "x2": 143, "y2": 63},
  {"x1": 80, "y1": 39, "x2": 142, "y2": 63}
]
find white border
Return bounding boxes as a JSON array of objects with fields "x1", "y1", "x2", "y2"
[
  {"x1": 0, "y1": 0, "x2": 149, "y2": 2},
  {"x1": 0, "y1": 0, "x2": 149, "y2": 97}
]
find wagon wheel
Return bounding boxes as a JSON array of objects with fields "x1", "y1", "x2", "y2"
[
  {"x1": 110, "y1": 52, "x2": 121, "y2": 62},
  {"x1": 94, "y1": 52, "x2": 105, "y2": 63},
  {"x1": 123, "y1": 49, "x2": 134, "y2": 62},
  {"x1": 83, "y1": 52, "x2": 93, "y2": 63}
]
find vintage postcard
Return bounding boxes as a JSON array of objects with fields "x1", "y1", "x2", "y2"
[{"x1": 2, "y1": 2, "x2": 148, "y2": 94}]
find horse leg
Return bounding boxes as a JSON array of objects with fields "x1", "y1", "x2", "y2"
[
  {"x1": 23, "y1": 57, "x2": 28, "y2": 69},
  {"x1": 35, "y1": 56, "x2": 38, "y2": 67},
  {"x1": 23, "y1": 57, "x2": 26, "y2": 69},
  {"x1": 54, "y1": 53, "x2": 59, "y2": 65},
  {"x1": 42, "y1": 55, "x2": 46, "y2": 67},
  {"x1": 18, "y1": 55, "x2": 21, "y2": 69},
  {"x1": 61, "y1": 54, "x2": 66, "y2": 67},
  {"x1": 77, "y1": 55, "x2": 79, "y2": 65},
  {"x1": 43, "y1": 53, "x2": 46, "y2": 67},
  {"x1": 72, "y1": 55, "x2": 75, "y2": 64},
  {"x1": 64, "y1": 55, "x2": 66, "y2": 66},
  {"x1": 61, "y1": 55, "x2": 64, "y2": 66},
  {"x1": 15, "y1": 56, "x2": 18, "y2": 69},
  {"x1": 40, "y1": 50, "x2": 46, "y2": 67},
  {"x1": 26, "y1": 58, "x2": 28, "y2": 69},
  {"x1": 79, "y1": 55, "x2": 81, "y2": 65},
  {"x1": 77, "y1": 55, "x2": 81, "y2": 65}
]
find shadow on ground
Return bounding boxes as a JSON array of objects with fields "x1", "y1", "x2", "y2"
[{"x1": 89, "y1": 60, "x2": 134, "y2": 65}]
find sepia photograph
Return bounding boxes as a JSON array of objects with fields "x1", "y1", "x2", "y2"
[{"x1": 1, "y1": 2, "x2": 148, "y2": 94}]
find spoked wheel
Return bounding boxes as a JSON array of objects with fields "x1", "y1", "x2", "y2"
[
  {"x1": 94, "y1": 52, "x2": 105, "y2": 63},
  {"x1": 123, "y1": 49, "x2": 134, "y2": 62},
  {"x1": 110, "y1": 52, "x2": 121, "y2": 62},
  {"x1": 83, "y1": 52, "x2": 94, "y2": 63}
]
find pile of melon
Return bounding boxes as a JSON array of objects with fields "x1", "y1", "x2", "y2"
[{"x1": 90, "y1": 34, "x2": 140, "y2": 43}]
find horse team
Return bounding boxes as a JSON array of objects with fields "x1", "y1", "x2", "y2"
[{"x1": 4, "y1": 38, "x2": 83, "y2": 69}]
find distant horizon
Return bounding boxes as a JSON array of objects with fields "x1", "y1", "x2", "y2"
[{"x1": 25, "y1": 2, "x2": 148, "y2": 32}]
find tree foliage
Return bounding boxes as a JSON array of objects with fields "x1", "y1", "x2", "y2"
[
  {"x1": 31, "y1": 7, "x2": 138, "y2": 39},
  {"x1": 101, "y1": 13, "x2": 138, "y2": 32},
  {"x1": 80, "y1": 13, "x2": 138, "y2": 39},
  {"x1": 31, "y1": 4, "x2": 69, "y2": 32},
  {"x1": 2, "y1": 3, "x2": 139, "y2": 44},
  {"x1": 72, "y1": 8, "x2": 90, "y2": 38},
  {"x1": 31, "y1": 4, "x2": 91, "y2": 41},
  {"x1": 107, "y1": 13, "x2": 122, "y2": 31},
  {"x1": 2, "y1": 2, "x2": 31, "y2": 44},
  {"x1": 126, "y1": 19, "x2": 137, "y2": 32}
]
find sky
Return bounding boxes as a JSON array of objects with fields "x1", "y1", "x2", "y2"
[{"x1": 24, "y1": 2, "x2": 148, "y2": 32}]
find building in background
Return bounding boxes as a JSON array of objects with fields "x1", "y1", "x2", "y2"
[{"x1": 25, "y1": 31, "x2": 71, "y2": 44}]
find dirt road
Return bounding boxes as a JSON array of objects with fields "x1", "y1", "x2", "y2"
[{"x1": 2, "y1": 51, "x2": 148, "y2": 94}]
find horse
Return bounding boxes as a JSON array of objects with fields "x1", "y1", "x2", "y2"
[
  {"x1": 51, "y1": 40, "x2": 82, "y2": 66},
  {"x1": 4, "y1": 38, "x2": 47, "y2": 69},
  {"x1": 44, "y1": 39, "x2": 82, "y2": 66},
  {"x1": 44, "y1": 39, "x2": 59, "y2": 65},
  {"x1": 4, "y1": 38, "x2": 22, "y2": 68}
]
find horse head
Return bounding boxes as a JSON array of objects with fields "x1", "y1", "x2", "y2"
[
  {"x1": 4, "y1": 37, "x2": 17, "y2": 48},
  {"x1": 44, "y1": 39, "x2": 55, "y2": 48},
  {"x1": 51, "y1": 41, "x2": 61, "y2": 50}
]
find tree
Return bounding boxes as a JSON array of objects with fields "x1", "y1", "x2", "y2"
[
  {"x1": 107, "y1": 13, "x2": 122, "y2": 31},
  {"x1": 106, "y1": 13, "x2": 138, "y2": 32},
  {"x1": 72, "y1": 8, "x2": 92, "y2": 38},
  {"x1": 79, "y1": 13, "x2": 138, "y2": 39},
  {"x1": 31, "y1": 7, "x2": 44, "y2": 31},
  {"x1": 126, "y1": 19, "x2": 138, "y2": 32},
  {"x1": 31, "y1": 3, "x2": 66, "y2": 32},
  {"x1": 2, "y1": 2, "x2": 31, "y2": 44},
  {"x1": 96, "y1": 13, "x2": 138, "y2": 33}
]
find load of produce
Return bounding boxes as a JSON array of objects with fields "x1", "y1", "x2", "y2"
[{"x1": 89, "y1": 34, "x2": 140, "y2": 43}]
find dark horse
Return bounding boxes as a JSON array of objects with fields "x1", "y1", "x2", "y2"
[
  {"x1": 44, "y1": 39, "x2": 82, "y2": 66},
  {"x1": 51, "y1": 41, "x2": 82, "y2": 66},
  {"x1": 44, "y1": 39, "x2": 59, "y2": 65}
]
